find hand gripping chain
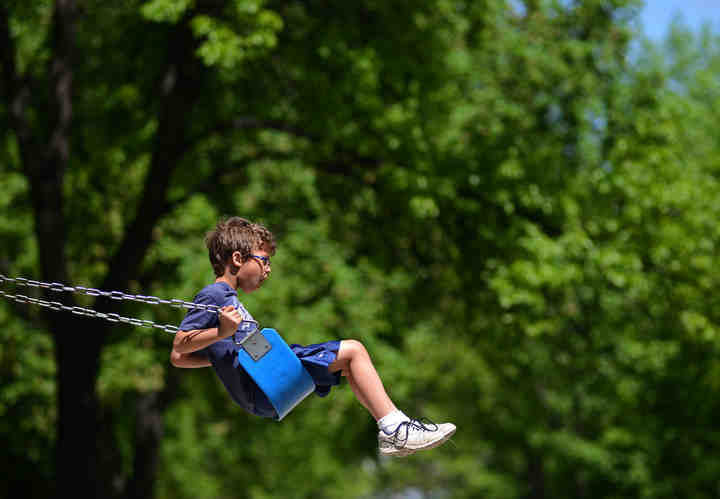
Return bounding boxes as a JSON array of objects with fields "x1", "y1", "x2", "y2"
[{"x1": 0, "y1": 274, "x2": 222, "y2": 334}]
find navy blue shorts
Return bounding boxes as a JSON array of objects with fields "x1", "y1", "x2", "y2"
[{"x1": 290, "y1": 340, "x2": 342, "y2": 397}]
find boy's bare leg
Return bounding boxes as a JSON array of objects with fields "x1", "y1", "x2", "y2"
[
  {"x1": 329, "y1": 339, "x2": 397, "y2": 421},
  {"x1": 329, "y1": 339, "x2": 456, "y2": 457},
  {"x1": 345, "y1": 370, "x2": 383, "y2": 415}
]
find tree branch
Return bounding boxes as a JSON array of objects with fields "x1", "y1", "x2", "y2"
[
  {"x1": 185, "y1": 116, "x2": 314, "y2": 149},
  {"x1": 164, "y1": 151, "x2": 300, "y2": 212},
  {"x1": 315, "y1": 154, "x2": 382, "y2": 175},
  {"x1": 98, "y1": 16, "x2": 206, "y2": 304},
  {"x1": 230, "y1": 116, "x2": 314, "y2": 138},
  {"x1": 193, "y1": 115, "x2": 385, "y2": 178},
  {"x1": 19, "y1": 0, "x2": 78, "y2": 294}
]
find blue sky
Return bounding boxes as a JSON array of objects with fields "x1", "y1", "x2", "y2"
[{"x1": 640, "y1": 0, "x2": 720, "y2": 39}]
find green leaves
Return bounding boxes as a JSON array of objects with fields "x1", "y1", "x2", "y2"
[
  {"x1": 140, "y1": 0, "x2": 194, "y2": 23},
  {"x1": 140, "y1": 0, "x2": 283, "y2": 71},
  {"x1": 191, "y1": 9, "x2": 282, "y2": 70}
]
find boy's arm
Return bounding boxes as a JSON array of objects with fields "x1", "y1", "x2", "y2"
[
  {"x1": 170, "y1": 350, "x2": 212, "y2": 368},
  {"x1": 171, "y1": 305, "x2": 243, "y2": 354},
  {"x1": 172, "y1": 327, "x2": 225, "y2": 354}
]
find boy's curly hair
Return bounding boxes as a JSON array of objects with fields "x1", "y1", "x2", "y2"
[{"x1": 205, "y1": 216, "x2": 276, "y2": 277}]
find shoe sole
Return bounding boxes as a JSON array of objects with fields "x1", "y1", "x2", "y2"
[{"x1": 379, "y1": 426, "x2": 456, "y2": 458}]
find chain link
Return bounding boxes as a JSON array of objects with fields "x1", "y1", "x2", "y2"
[{"x1": 0, "y1": 274, "x2": 222, "y2": 334}]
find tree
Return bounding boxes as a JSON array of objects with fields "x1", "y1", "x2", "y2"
[
  {"x1": 5, "y1": 1, "x2": 720, "y2": 498},
  {"x1": 0, "y1": 0, "x2": 470, "y2": 496}
]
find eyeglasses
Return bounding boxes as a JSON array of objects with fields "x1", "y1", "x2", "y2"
[{"x1": 251, "y1": 254, "x2": 270, "y2": 266}]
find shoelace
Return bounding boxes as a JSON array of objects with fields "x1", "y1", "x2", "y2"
[{"x1": 386, "y1": 417, "x2": 439, "y2": 448}]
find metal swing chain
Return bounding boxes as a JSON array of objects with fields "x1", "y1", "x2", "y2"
[{"x1": 0, "y1": 274, "x2": 223, "y2": 334}]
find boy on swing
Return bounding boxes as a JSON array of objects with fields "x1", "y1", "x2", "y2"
[{"x1": 170, "y1": 216, "x2": 456, "y2": 457}]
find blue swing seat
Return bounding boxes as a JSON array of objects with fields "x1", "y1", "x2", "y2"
[{"x1": 236, "y1": 328, "x2": 315, "y2": 420}]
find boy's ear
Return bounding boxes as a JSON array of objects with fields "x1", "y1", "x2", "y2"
[
  {"x1": 227, "y1": 251, "x2": 244, "y2": 276},
  {"x1": 231, "y1": 251, "x2": 246, "y2": 266}
]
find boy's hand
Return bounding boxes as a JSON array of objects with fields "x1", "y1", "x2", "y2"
[{"x1": 218, "y1": 305, "x2": 243, "y2": 338}]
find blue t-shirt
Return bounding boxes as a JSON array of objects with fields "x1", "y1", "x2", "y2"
[{"x1": 177, "y1": 282, "x2": 276, "y2": 418}]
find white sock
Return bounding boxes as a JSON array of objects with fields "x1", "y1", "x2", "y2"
[{"x1": 378, "y1": 410, "x2": 410, "y2": 434}]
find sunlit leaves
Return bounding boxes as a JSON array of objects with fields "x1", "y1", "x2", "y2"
[
  {"x1": 191, "y1": 8, "x2": 282, "y2": 71},
  {"x1": 140, "y1": 0, "x2": 194, "y2": 23}
]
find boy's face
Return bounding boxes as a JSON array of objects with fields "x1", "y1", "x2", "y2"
[{"x1": 231, "y1": 245, "x2": 272, "y2": 293}]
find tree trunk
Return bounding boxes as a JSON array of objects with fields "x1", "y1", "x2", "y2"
[
  {"x1": 5, "y1": 0, "x2": 212, "y2": 495},
  {"x1": 126, "y1": 370, "x2": 180, "y2": 499},
  {"x1": 54, "y1": 316, "x2": 105, "y2": 496},
  {"x1": 527, "y1": 450, "x2": 545, "y2": 499}
]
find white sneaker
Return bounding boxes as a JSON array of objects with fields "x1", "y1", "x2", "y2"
[{"x1": 378, "y1": 418, "x2": 456, "y2": 457}]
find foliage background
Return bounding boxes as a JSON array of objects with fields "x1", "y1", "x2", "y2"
[{"x1": 1, "y1": 1, "x2": 720, "y2": 498}]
